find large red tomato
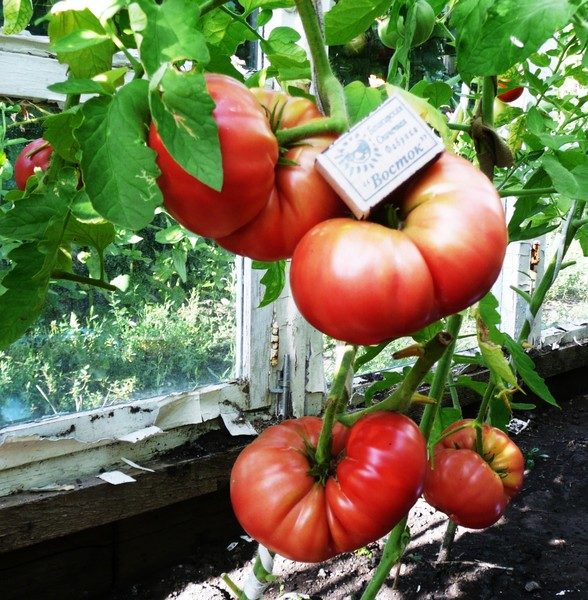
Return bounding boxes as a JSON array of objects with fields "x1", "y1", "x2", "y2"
[
  {"x1": 14, "y1": 138, "x2": 53, "y2": 190},
  {"x1": 290, "y1": 152, "x2": 507, "y2": 345},
  {"x1": 230, "y1": 411, "x2": 427, "y2": 562},
  {"x1": 215, "y1": 89, "x2": 346, "y2": 261},
  {"x1": 423, "y1": 419, "x2": 525, "y2": 529},
  {"x1": 149, "y1": 75, "x2": 345, "y2": 259},
  {"x1": 149, "y1": 74, "x2": 278, "y2": 239}
]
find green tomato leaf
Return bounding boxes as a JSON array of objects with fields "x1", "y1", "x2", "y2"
[
  {"x1": 503, "y1": 335, "x2": 558, "y2": 406},
  {"x1": 43, "y1": 110, "x2": 83, "y2": 163},
  {"x1": 453, "y1": 0, "x2": 578, "y2": 83},
  {"x1": 77, "y1": 79, "x2": 163, "y2": 230},
  {"x1": 48, "y1": 7, "x2": 116, "y2": 79},
  {"x1": 430, "y1": 406, "x2": 463, "y2": 448},
  {"x1": 172, "y1": 245, "x2": 187, "y2": 283},
  {"x1": 261, "y1": 27, "x2": 311, "y2": 82},
  {"x1": 1, "y1": 0, "x2": 33, "y2": 34},
  {"x1": 150, "y1": 67, "x2": 222, "y2": 191},
  {"x1": 0, "y1": 244, "x2": 49, "y2": 349},
  {"x1": 253, "y1": 260, "x2": 286, "y2": 307},
  {"x1": 577, "y1": 223, "x2": 588, "y2": 256},
  {"x1": 129, "y1": 0, "x2": 209, "y2": 76},
  {"x1": 364, "y1": 371, "x2": 404, "y2": 405},
  {"x1": 354, "y1": 341, "x2": 391, "y2": 372},
  {"x1": 202, "y1": 8, "x2": 257, "y2": 57},
  {"x1": 50, "y1": 29, "x2": 111, "y2": 53},
  {"x1": 48, "y1": 79, "x2": 112, "y2": 96},
  {"x1": 344, "y1": 81, "x2": 384, "y2": 125},
  {"x1": 324, "y1": 0, "x2": 390, "y2": 45},
  {"x1": 238, "y1": 0, "x2": 294, "y2": 11},
  {"x1": 63, "y1": 218, "x2": 116, "y2": 252},
  {"x1": 155, "y1": 225, "x2": 185, "y2": 244},
  {"x1": 541, "y1": 155, "x2": 580, "y2": 198}
]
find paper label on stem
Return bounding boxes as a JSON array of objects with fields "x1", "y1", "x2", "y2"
[{"x1": 316, "y1": 95, "x2": 444, "y2": 219}]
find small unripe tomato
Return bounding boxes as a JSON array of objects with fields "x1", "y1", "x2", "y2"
[{"x1": 14, "y1": 138, "x2": 53, "y2": 190}]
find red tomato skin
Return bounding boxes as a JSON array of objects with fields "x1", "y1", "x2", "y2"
[
  {"x1": 290, "y1": 218, "x2": 437, "y2": 344},
  {"x1": 230, "y1": 412, "x2": 427, "y2": 563},
  {"x1": 423, "y1": 419, "x2": 525, "y2": 528},
  {"x1": 14, "y1": 138, "x2": 53, "y2": 190},
  {"x1": 290, "y1": 153, "x2": 507, "y2": 345},
  {"x1": 149, "y1": 74, "x2": 279, "y2": 239},
  {"x1": 497, "y1": 81, "x2": 524, "y2": 103},
  {"x1": 215, "y1": 90, "x2": 347, "y2": 261},
  {"x1": 400, "y1": 153, "x2": 508, "y2": 316}
]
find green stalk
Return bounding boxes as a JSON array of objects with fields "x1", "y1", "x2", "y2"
[
  {"x1": 51, "y1": 270, "x2": 119, "y2": 292},
  {"x1": 314, "y1": 344, "x2": 357, "y2": 466},
  {"x1": 419, "y1": 314, "x2": 463, "y2": 439},
  {"x1": 294, "y1": 0, "x2": 349, "y2": 125},
  {"x1": 498, "y1": 187, "x2": 556, "y2": 198},
  {"x1": 275, "y1": 115, "x2": 348, "y2": 145},
  {"x1": 360, "y1": 517, "x2": 409, "y2": 600},
  {"x1": 338, "y1": 332, "x2": 452, "y2": 427},
  {"x1": 518, "y1": 200, "x2": 585, "y2": 343}
]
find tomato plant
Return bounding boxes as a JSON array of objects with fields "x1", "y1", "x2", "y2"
[
  {"x1": 14, "y1": 138, "x2": 53, "y2": 190},
  {"x1": 424, "y1": 419, "x2": 525, "y2": 529},
  {"x1": 230, "y1": 411, "x2": 427, "y2": 562},
  {"x1": 290, "y1": 153, "x2": 508, "y2": 345},
  {"x1": 215, "y1": 89, "x2": 347, "y2": 261}
]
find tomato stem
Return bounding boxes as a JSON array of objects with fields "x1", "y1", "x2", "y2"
[
  {"x1": 437, "y1": 519, "x2": 458, "y2": 563},
  {"x1": 51, "y1": 270, "x2": 119, "y2": 293},
  {"x1": 338, "y1": 332, "x2": 452, "y2": 427},
  {"x1": 294, "y1": 0, "x2": 349, "y2": 125},
  {"x1": 419, "y1": 314, "x2": 463, "y2": 440},
  {"x1": 275, "y1": 115, "x2": 348, "y2": 146},
  {"x1": 314, "y1": 344, "x2": 357, "y2": 468},
  {"x1": 359, "y1": 517, "x2": 409, "y2": 600},
  {"x1": 498, "y1": 186, "x2": 556, "y2": 197}
]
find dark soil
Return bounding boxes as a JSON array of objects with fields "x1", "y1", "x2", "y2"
[{"x1": 109, "y1": 394, "x2": 587, "y2": 600}]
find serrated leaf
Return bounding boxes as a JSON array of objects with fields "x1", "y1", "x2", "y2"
[
  {"x1": 63, "y1": 218, "x2": 116, "y2": 252},
  {"x1": 150, "y1": 68, "x2": 222, "y2": 191},
  {"x1": 430, "y1": 406, "x2": 463, "y2": 447},
  {"x1": 324, "y1": 0, "x2": 390, "y2": 45},
  {"x1": 411, "y1": 320, "x2": 446, "y2": 344},
  {"x1": 43, "y1": 110, "x2": 83, "y2": 163},
  {"x1": 172, "y1": 245, "x2": 187, "y2": 282},
  {"x1": 238, "y1": 0, "x2": 294, "y2": 10},
  {"x1": 155, "y1": 225, "x2": 185, "y2": 244},
  {"x1": 48, "y1": 79, "x2": 112, "y2": 96},
  {"x1": 77, "y1": 79, "x2": 163, "y2": 229},
  {"x1": 422, "y1": 82, "x2": 454, "y2": 109},
  {"x1": 129, "y1": 0, "x2": 209, "y2": 76},
  {"x1": 541, "y1": 154, "x2": 581, "y2": 198},
  {"x1": 0, "y1": 244, "x2": 48, "y2": 349},
  {"x1": 354, "y1": 341, "x2": 391, "y2": 372},
  {"x1": 453, "y1": 0, "x2": 577, "y2": 83},
  {"x1": 2, "y1": 0, "x2": 33, "y2": 34},
  {"x1": 261, "y1": 27, "x2": 311, "y2": 82},
  {"x1": 50, "y1": 28, "x2": 111, "y2": 53},
  {"x1": 344, "y1": 81, "x2": 384, "y2": 125},
  {"x1": 48, "y1": 7, "x2": 116, "y2": 78},
  {"x1": 503, "y1": 335, "x2": 558, "y2": 406},
  {"x1": 252, "y1": 260, "x2": 286, "y2": 307},
  {"x1": 453, "y1": 376, "x2": 488, "y2": 397}
]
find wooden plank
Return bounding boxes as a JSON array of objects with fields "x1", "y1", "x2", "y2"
[
  {"x1": 0, "y1": 441, "x2": 248, "y2": 553},
  {"x1": 0, "y1": 525, "x2": 115, "y2": 600}
]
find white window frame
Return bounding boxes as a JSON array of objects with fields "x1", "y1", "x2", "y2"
[{"x1": 0, "y1": 33, "x2": 327, "y2": 497}]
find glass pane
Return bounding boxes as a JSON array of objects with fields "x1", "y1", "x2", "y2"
[{"x1": 0, "y1": 104, "x2": 237, "y2": 427}]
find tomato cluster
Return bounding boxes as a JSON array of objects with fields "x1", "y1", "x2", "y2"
[
  {"x1": 14, "y1": 138, "x2": 53, "y2": 190},
  {"x1": 149, "y1": 73, "x2": 346, "y2": 261},
  {"x1": 230, "y1": 412, "x2": 427, "y2": 562},
  {"x1": 290, "y1": 152, "x2": 508, "y2": 345},
  {"x1": 424, "y1": 419, "x2": 525, "y2": 528}
]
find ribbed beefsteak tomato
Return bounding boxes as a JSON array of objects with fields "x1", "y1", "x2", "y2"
[
  {"x1": 290, "y1": 152, "x2": 508, "y2": 345},
  {"x1": 230, "y1": 411, "x2": 427, "y2": 563},
  {"x1": 215, "y1": 88, "x2": 346, "y2": 261},
  {"x1": 423, "y1": 419, "x2": 525, "y2": 528},
  {"x1": 149, "y1": 74, "x2": 345, "y2": 259}
]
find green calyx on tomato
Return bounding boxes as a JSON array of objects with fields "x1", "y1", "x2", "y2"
[
  {"x1": 149, "y1": 73, "x2": 346, "y2": 262},
  {"x1": 378, "y1": 0, "x2": 436, "y2": 50},
  {"x1": 290, "y1": 152, "x2": 508, "y2": 346},
  {"x1": 14, "y1": 138, "x2": 53, "y2": 190},
  {"x1": 230, "y1": 411, "x2": 427, "y2": 563},
  {"x1": 423, "y1": 419, "x2": 525, "y2": 529}
]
